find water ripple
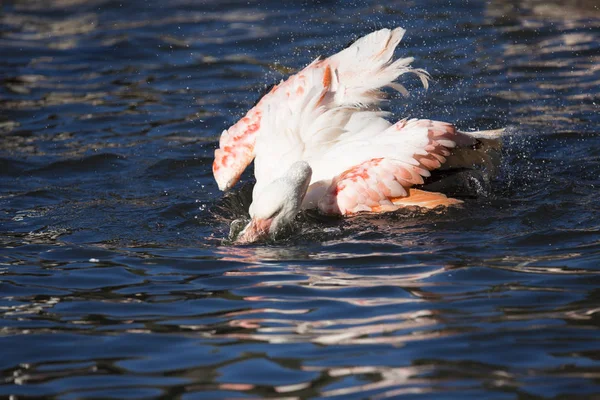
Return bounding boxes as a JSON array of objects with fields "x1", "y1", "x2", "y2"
[{"x1": 1, "y1": 0, "x2": 600, "y2": 398}]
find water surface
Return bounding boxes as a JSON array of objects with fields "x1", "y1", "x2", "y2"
[{"x1": 1, "y1": 0, "x2": 600, "y2": 398}]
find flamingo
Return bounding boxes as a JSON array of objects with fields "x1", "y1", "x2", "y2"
[{"x1": 213, "y1": 27, "x2": 502, "y2": 243}]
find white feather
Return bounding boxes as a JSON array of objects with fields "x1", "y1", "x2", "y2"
[{"x1": 249, "y1": 27, "x2": 431, "y2": 206}]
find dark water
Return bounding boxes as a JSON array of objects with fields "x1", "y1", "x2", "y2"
[{"x1": 2, "y1": 0, "x2": 600, "y2": 398}]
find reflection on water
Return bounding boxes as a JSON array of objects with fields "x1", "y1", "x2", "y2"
[
  {"x1": 1, "y1": 0, "x2": 600, "y2": 398},
  {"x1": 488, "y1": 0, "x2": 600, "y2": 21}
]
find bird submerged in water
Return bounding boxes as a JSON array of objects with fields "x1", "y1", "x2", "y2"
[{"x1": 213, "y1": 27, "x2": 503, "y2": 243}]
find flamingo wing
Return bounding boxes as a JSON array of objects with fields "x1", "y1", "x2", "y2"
[
  {"x1": 316, "y1": 119, "x2": 463, "y2": 215},
  {"x1": 213, "y1": 27, "x2": 428, "y2": 192}
]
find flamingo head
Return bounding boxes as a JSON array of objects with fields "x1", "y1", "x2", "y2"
[{"x1": 234, "y1": 161, "x2": 312, "y2": 243}]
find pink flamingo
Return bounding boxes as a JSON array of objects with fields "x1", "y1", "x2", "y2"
[{"x1": 213, "y1": 27, "x2": 502, "y2": 243}]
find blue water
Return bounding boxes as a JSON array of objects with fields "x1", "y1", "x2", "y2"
[{"x1": 1, "y1": 0, "x2": 600, "y2": 398}]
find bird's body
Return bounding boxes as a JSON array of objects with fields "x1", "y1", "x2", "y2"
[{"x1": 212, "y1": 27, "x2": 503, "y2": 243}]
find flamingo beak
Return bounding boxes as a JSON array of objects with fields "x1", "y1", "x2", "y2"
[{"x1": 235, "y1": 217, "x2": 274, "y2": 244}]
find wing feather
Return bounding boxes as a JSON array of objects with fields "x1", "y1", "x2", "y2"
[
  {"x1": 316, "y1": 119, "x2": 459, "y2": 215},
  {"x1": 213, "y1": 27, "x2": 428, "y2": 191}
]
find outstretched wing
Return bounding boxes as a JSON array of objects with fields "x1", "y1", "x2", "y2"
[
  {"x1": 213, "y1": 27, "x2": 428, "y2": 191},
  {"x1": 317, "y1": 119, "x2": 461, "y2": 215}
]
